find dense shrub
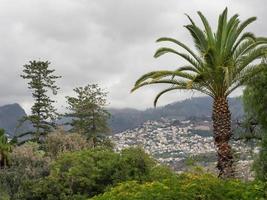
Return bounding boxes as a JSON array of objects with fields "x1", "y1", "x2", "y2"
[
  {"x1": 44, "y1": 129, "x2": 90, "y2": 158},
  {"x1": 112, "y1": 147, "x2": 156, "y2": 183},
  {"x1": 0, "y1": 142, "x2": 50, "y2": 199},
  {"x1": 0, "y1": 187, "x2": 10, "y2": 200},
  {"x1": 11, "y1": 142, "x2": 50, "y2": 172},
  {"x1": 1, "y1": 143, "x2": 266, "y2": 200},
  {"x1": 0, "y1": 130, "x2": 93, "y2": 199},
  {"x1": 19, "y1": 147, "x2": 157, "y2": 200},
  {"x1": 90, "y1": 181, "x2": 172, "y2": 200},
  {"x1": 90, "y1": 172, "x2": 267, "y2": 200}
]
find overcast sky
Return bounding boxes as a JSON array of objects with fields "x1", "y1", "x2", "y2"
[{"x1": 0, "y1": 0, "x2": 266, "y2": 114}]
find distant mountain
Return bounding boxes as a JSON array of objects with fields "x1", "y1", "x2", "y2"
[
  {"x1": 0, "y1": 96, "x2": 243, "y2": 136},
  {"x1": 108, "y1": 96, "x2": 243, "y2": 133},
  {"x1": 0, "y1": 103, "x2": 32, "y2": 137}
]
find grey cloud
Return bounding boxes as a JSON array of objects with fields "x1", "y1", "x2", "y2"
[{"x1": 0, "y1": 0, "x2": 266, "y2": 113}]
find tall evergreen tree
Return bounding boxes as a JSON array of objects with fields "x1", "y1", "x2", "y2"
[
  {"x1": 132, "y1": 8, "x2": 267, "y2": 178},
  {"x1": 243, "y1": 61, "x2": 267, "y2": 181},
  {"x1": 21, "y1": 60, "x2": 61, "y2": 139},
  {"x1": 66, "y1": 84, "x2": 110, "y2": 145}
]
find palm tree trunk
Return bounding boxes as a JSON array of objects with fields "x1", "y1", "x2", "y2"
[{"x1": 212, "y1": 97, "x2": 234, "y2": 178}]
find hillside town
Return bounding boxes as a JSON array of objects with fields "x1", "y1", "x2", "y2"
[{"x1": 111, "y1": 118, "x2": 254, "y2": 177}]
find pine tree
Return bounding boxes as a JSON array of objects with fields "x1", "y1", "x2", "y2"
[
  {"x1": 66, "y1": 84, "x2": 110, "y2": 145},
  {"x1": 21, "y1": 60, "x2": 61, "y2": 139},
  {"x1": 243, "y1": 61, "x2": 267, "y2": 181}
]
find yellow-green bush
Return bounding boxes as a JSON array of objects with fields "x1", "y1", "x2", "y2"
[{"x1": 90, "y1": 172, "x2": 267, "y2": 200}]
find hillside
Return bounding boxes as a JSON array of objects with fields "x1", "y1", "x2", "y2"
[
  {"x1": 0, "y1": 103, "x2": 32, "y2": 137},
  {"x1": 0, "y1": 96, "x2": 243, "y2": 136},
  {"x1": 109, "y1": 96, "x2": 243, "y2": 133}
]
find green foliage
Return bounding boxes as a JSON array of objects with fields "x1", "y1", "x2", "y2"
[
  {"x1": 43, "y1": 128, "x2": 90, "y2": 158},
  {"x1": 20, "y1": 147, "x2": 156, "y2": 199},
  {"x1": 0, "y1": 187, "x2": 10, "y2": 200},
  {"x1": 243, "y1": 63, "x2": 267, "y2": 181},
  {"x1": 0, "y1": 129, "x2": 12, "y2": 168},
  {"x1": 113, "y1": 147, "x2": 156, "y2": 183},
  {"x1": 66, "y1": 84, "x2": 110, "y2": 144},
  {"x1": 148, "y1": 165, "x2": 177, "y2": 182},
  {"x1": 0, "y1": 142, "x2": 50, "y2": 199},
  {"x1": 243, "y1": 64, "x2": 267, "y2": 129},
  {"x1": 253, "y1": 136, "x2": 267, "y2": 181},
  {"x1": 90, "y1": 181, "x2": 171, "y2": 200},
  {"x1": 20, "y1": 60, "x2": 61, "y2": 138},
  {"x1": 1, "y1": 142, "x2": 266, "y2": 200},
  {"x1": 90, "y1": 172, "x2": 267, "y2": 200},
  {"x1": 132, "y1": 8, "x2": 267, "y2": 102}
]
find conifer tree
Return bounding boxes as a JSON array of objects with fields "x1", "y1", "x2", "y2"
[
  {"x1": 21, "y1": 60, "x2": 61, "y2": 139},
  {"x1": 243, "y1": 62, "x2": 267, "y2": 181},
  {"x1": 66, "y1": 84, "x2": 110, "y2": 145}
]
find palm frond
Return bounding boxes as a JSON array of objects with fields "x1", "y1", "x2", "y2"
[
  {"x1": 184, "y1": 19, "x2": 208, "y2": 54},
  {"x1": 232, "y1": 32, "x2": 256, "y2": 54},
  {"x1": 227, "y1": 63, "x2": 267, "y2": 95},
  {"x1": 197, "y1": 11, "x2": 215, "y2": 46},
  {"x1": 235, "y1": 37, "x2": 267, "y2": 59},
  {"x1": 154, "y1": 47, "x2": 202, "y2": 68},
  {"x1": 236, "y1": 45, "x2": 267, "y2": 71},
  {"x1": 131, "y1": 79, "x2": 187, "y2": 92},
  {"x1": 231, "y1": 17, "x2": 257, "y2": 51},
  {"x1": 134, "y1": 71, "x2": 162, "y2": 87},
  {"x1": 153, "y1": 70, "x2": 196, "y2": 80},
  {"x1": 233, "y1": 38, "x2": 255, "y2": 59},
  {"x1": 132, "y1": 8, "x2": 266, "y2": 102},
  {"x1": 154, "y1": 47, "x2": 200, "y2": 68},
  {"x1": 178, "y1": 65, "x2": 199, "y2": 73},
  {"x1": 153, "y1": 86, "x2": 186, "y2": 107},
  {"x1": 156, "y1": 37, "x2": 202, "y2": 64},
  {"x1": 216, "y1": 7, "x2": 229, "y2": 50}
]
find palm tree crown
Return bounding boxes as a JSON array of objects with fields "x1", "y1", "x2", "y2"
[{"x1": 132, "y1": 8, "x2": 267, "y2": 105}]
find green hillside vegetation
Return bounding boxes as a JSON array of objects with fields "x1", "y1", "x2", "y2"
[{"x1": 1, "y1": 135, "x2": 266, "y2": 200}]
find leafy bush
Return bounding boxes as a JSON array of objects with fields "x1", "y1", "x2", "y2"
[
  {"x1": 148, "y1": 165, "x2": 177, "y2": 182},
  {"x1": 0, "y1": 142, "x2": 50, "y2": 199},
  {"x1": 43, "y1": 129, "x2": 90, "y2": 158},
  {"x1": 19, "y1": 147, "x2": 157, "y2": 199},
  {"x1": 112, "y1": 147, "x2": 156, "y2": 183},
  {"x1": 2, "y1": 144, "x2": 266, "y2": 200},
  {"x1": 90, "y1": 172, "x2": 267, "y2": 200},
  {"x1": 0, "y1": 187, "x2": 10, "y2": 200},
  {"x1": 90, "y1": 181, "x2": 172, "y2": 200}
]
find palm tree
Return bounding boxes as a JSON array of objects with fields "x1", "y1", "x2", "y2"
[
  {"x1": 131, "y1": 8, "x2": 267, "y2": 178},
  {"x1": 0, "y1": 129, "x2": 12, "y2": 168}
]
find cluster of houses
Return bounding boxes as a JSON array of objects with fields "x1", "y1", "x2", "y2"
[{"x1": 111, "y1": 118, "x2": 253, "y2": 176}]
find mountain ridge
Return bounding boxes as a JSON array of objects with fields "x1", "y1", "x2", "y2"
[
  {"x1": 0, "y1": 96, "x2": 243, "y2": 135},
  {"x1": 108, "y1": 96, "x2": 243, "y2": 132},
  {"x1": 0, "y1": 103, "x2": 32, "y2": 137}
]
